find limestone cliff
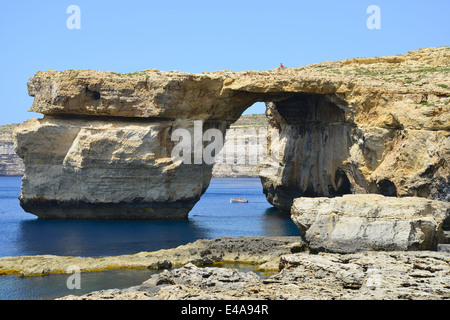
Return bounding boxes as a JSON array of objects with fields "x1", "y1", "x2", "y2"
[
  {"x1": 0, "y1": 124, "x2": 25, "y2": 176},
  {"x1": 212, "y1": 114, "x2": 267, "y2": 178},
  {"x1": 14, "y1": 47, "x2": 450, "y2": 219}
]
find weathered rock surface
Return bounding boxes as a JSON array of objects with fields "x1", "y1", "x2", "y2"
[
  {"x1": 0, "y1": 236, "x2": 305, "y2": 277},
  {"x1": 14, "y1": 47, "x2": 450, "y2": 218},
  {"x1": 212, "y1": 127, "x2": 265, "y2": 178},
  {"x1": 2, "y1": 236, "x2": 448, "y2": 300},
  {"x1": 291, "y1": 194, "x2": 450, "y2": 253},
  {"x1": 259, "y1": 48, "x2": 450, "y2": 210},
  {"x1": 14, "y1": 117, "x2": 228, "y2": 219},
  {"x1": 59, "y1": 250, "x2": 450, "y2": 300},
  {"x1": 0, "y1": 118, "x2": 263, "y2": 178}
]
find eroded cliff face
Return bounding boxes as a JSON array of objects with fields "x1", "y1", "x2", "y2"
[
  {"x1": 260, "y1": 90, "x2": 450, "y2": 210},
  {"x1": 258, "y1": 48, "x2": 450, "y2": 210},
  {"x1": 14, "y1": 47, "x2": 450, "y2": 219},
  {"x1": 260, "y1": 94, "x2": 356, "y2": 210}
]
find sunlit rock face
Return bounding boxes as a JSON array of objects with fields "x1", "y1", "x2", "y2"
[
  {"x1": 291, "y1": 195, "x2": 450, "y2": 253},
  {"x1": 14, "y1": 47, "x2": 450, "y2": 219},
  {"x1": 15, "y1": 117, "x2": 228, "y2": 219},
  {"x1": 260, "y1": 89, "x2": 449, "y2": 211}
]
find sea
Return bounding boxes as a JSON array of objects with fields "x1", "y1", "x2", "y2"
[{"x1": 0, "y1": 176, "x2": 299, "y2": 300}]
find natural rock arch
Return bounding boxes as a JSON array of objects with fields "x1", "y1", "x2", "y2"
[{"x1": 14, "y1": 47, "x2": 450, "y2": 219}]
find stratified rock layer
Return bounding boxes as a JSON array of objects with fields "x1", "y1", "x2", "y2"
[
  {"x1": 0, "y1": 143, "x2": 24, "y2": 176},
  {"x1": 291, "y1": 194, "x2": 450, "y2": 253},
  {"x1": 15, "y1": 117, "x2": 226, "y2": 219},
  {"x1": 14, "y1": 47, "x2": 450, "y2": 219}
]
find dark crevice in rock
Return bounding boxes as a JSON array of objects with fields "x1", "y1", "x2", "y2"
[
  {"x1": 85, "y1": 86, "x2": 101, "y2": 100},
  {"x1": 331, "y1": 168, "x2": 352, "y2": 197},
  {"x1": 377, "y1": 179, "x2": 398, "y2": 197}
]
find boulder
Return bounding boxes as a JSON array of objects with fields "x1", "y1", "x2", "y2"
[{"x1": 291, "y1": 194, "x2": 450, "y2": 253}]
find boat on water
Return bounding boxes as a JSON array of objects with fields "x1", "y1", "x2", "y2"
[{"x1": 230, "y1": 198, "x2": 248, "y2": 203}]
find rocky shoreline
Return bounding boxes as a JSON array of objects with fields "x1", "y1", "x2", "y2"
[
  {"x1": 0, "y1": 237, "x2": 305, "y2": 277},
  {"x1": 1, "y1": 236, "x2": 449, "y2": 300},
  {"x1": 57, "y1": 250, "x2": 450, "y2": 300},
  {"x1": 59, "y1": 245, "x2": 450, "y2": 300}
]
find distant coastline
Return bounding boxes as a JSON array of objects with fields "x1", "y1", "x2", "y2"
[{"x1": 0, "y1": 123, "x2": 24, "y2": 176}]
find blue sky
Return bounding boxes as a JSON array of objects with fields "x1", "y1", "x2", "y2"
[{"x1": 0, "y1": 0, "x2": 448, "y2": 125}]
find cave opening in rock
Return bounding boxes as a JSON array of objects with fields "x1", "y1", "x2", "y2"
[
  {"x1": 191, "y1": 93, "x2": 357, "y2": 233},
  {"x1": 377, "y1": 179, "x2": 398, "y2": 197},
  {"x1": 85, "y1": 86, "x2": 101, "y2": 100},
  {"x1": 332, "y1": 168, "x2": 352, "y2": 196}
]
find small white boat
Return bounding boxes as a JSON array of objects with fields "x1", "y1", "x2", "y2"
[{"x1": 230, "y1": 198, "x2": 248, "y2": 203}]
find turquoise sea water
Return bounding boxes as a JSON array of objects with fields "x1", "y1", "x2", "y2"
[{"x1": 0, "y1": 176, "x2": 299, "y2": 299}]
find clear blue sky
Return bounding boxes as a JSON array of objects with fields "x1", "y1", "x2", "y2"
[{"x1": 0, "y1": 0, "x2": 448, "y2": 125}]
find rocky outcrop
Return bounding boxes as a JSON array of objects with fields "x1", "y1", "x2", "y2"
[
  {"x1": 14, "y1": 117, "x2": 227, "y2": 219},
  {"x1": 260, "y1": 50, "x2": 450, "y2": 210},
  {"x1": 2, "y1": 235, "x2": 448, "y2": 300},
  {"x1": 291, "y1": 194, "x2": 450, "y2": 253},
  {"x1": 14, "y1": 47, "x2": 450, "y2": 219},
  {"x1": 59, "y1": 250, "x2": 450, "y2": 300},
  {"x1": 0, "y1": 119, "x2": 263, "y2": 178},
  {"x1": 0, "y1": 236, "x2": 305, "y2": 277}
]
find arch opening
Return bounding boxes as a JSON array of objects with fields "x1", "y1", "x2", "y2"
[{"x1": 206, "y1": 93, "x2": 356, "y2": 213}]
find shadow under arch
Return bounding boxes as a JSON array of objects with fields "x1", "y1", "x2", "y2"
[{"x1": 262, "y1": 207, "x2": 300, "y2": 237}]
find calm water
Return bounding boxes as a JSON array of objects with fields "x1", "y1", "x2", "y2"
[{"x1": 0, "y1": 176, "x2": 299, "y2": 299}]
